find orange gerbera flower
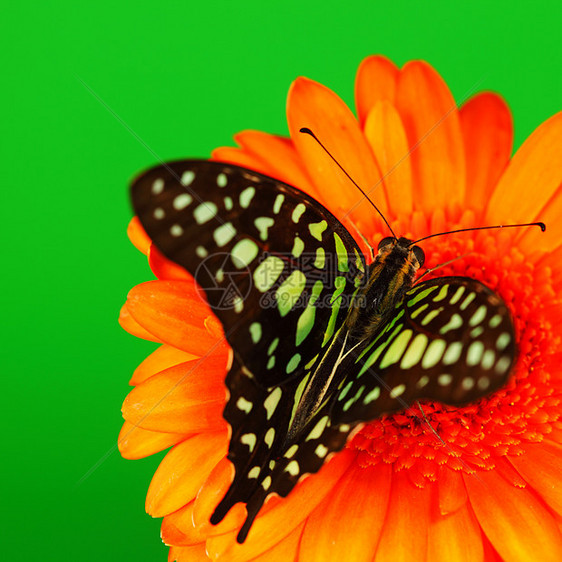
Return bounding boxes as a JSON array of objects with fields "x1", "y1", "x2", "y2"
[{"x1": 119, "y1": 56, "x2": 562, "y2": 561}]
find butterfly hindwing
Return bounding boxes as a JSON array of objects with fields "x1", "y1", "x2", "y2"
[
  {"x1": 216, "y1": 367, "x2": 353, "y2": 542},
  {"x1": 331, "y1": 276, "x2": 516, "y2": 424},
  {"x1": 131, "y1": 160, "x2": 366, "y2": 388}
]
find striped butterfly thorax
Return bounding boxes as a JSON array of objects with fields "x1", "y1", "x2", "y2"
[{"x1": 131, "y1": 160, "x2": 516, "y2": 542}]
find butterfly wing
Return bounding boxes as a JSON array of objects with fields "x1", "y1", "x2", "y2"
[
  {"x1": 131, "y1": 160, "x2": 366, "y2": 387},
  {"x1": 331, "y1": 276, "x2": 516, "y2": 424}
]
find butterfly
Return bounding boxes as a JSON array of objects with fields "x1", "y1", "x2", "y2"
[{"x1": 130, "y1": 159, "x2": 516, "y2": 542}]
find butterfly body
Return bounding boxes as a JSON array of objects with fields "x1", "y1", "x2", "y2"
[
  {"x1": 131, "y1": 160, "x2": 516, "y2": 542},
  {"x1": 286, "y1": 236, "x2": 424, "y2": 439}
]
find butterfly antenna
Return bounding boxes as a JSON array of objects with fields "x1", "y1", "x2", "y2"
[
  {"x1": 410, "y1": 221, "x2": 545, "y2": 246},
  {"x1": 299, "y1": 127, "x2": 396, "y2": 238}
]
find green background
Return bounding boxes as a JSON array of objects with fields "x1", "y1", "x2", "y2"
[{"x1": 2, "y1": 1, "x2": 560, "y2": 560}]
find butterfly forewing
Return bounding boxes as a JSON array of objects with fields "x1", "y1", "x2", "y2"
[{"x1": 131, "y1": 160, "x2": 366, "y2": 388}]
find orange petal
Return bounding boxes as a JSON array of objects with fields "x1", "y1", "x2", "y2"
[
  {"x1": 211, "y1": 146, "x2": 276, "y2": 175},
  {"x1": 364, "y1": 100, "x2": 413, "y2": 217},
  {"x1": 162, "y1": 502, "x2": 222, "y2": 547},
  {"x1": 118, "y1": 303, "x2": 162, "y2": 343},
  {"x1": 130, "y1": 344, "x2": 199, "y2": 386},
  {"x1": 508, "y1": 440, "x2": 562, "y2": 516},
  {"x1": 485, "y1": 111, "x2": 562, "y2": 251},
  {"x1": 355, "y1": 55, "x2": 399, "y2": 126},
  {"x1": 459, "y1": 92, "x2": 513, "y2": 213},
  {"x1": 427, "y1": 501, "x2": 484, "y2": 562},
  {"x1": 168, "y1": 543, "x2": 208, "y2": 562},
  {"x1": 146, "y1": 432, "x2": 227, "y2": 517},
  {"x1": 396, "y1": 60, "x2": 466, "y2": 212},
  {"x1": 299, "y1": 462, "x2": 391, "y2": 561},
  {"x1": 234, "y1": 130, "x2": 319, "y2": 198},
  {"x1": 206, "y1": 449, "x2": 356, "y2": 561},
  {"x1": 125, "y1": 281, "x2": 224, "y2": 354},
  {"x1": 248, "y1": 521, "x2": 305, "y2": 562},
  {"x1": 481, "y1": 537, "x2": 503, "y2": 562},
  {"x1": 118, "y1": 420, "x2": 188, "y2": 460},
  {"x1": 555, "y1": 512, "x2": 562, "y2": 538},
  {"x1": 287, "y1": 76, "x2": 387, "y2": 237},
  {"x1": 127, "y1": 216, "x2": 151, "y2": 255},
  {"x1": 517, "y1": 182, "x2": 562, "y2": 257},
  {"x1": 374, "y1": 470, "x2": 431, "y2": 562},
  {"x1": 122, "y1": 357, "x2": 228, "y2": 433},
  {"x1": 193, "y1": 458, "x2": 246, "y2": 536},
  {"x1": 438, "y1": 466, "x2": 468, "y2": 515},
  {"x1": 463, "y1": 466, "x2": 562, "y2": 562},
  {"x1": 149, "y1": 246, "x2": 192, "y2": 281}
]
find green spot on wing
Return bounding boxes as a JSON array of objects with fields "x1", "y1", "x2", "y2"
[
  {"x1": 296, "y1": 280, "x2": 323, "y2": 346},
  {"x1": 379, "y1": 329, "x2": 413, "y2": 369},
  {"x1": 249, "y1": 322, "x2": 262, "y2": 344},
  {"x1": 407, "y1": 285, "x2": 439, "y2": 307},
  {"x1": 239, "y1": 187, "x2": 256, "y2": 208},
  {"x1": 364, "y1": 386, "x2": 381, "y2": 405},
  {"x1": 333, "y1": 233, "x2": 350, "y2": 272},
  {"x1": 330, "y1": 276, "x2": 347, "y2": 304},
  {"x1": 292, "y1": 203, "x2": 306, "y2": 223},
  {"x1": 273, "y1": 194, "x2": 284, "y2": 214},
  {"x1": 322, "y1": 277, "x2": 347, "y2": 346},
  {"x1": 231, "y1": 239, "x2": 259, "y2": 268},
  {"x1": 433, "y1": 284, "x2": 449, "y2": 302},
  {"x1": 449, "y1": 286, "x2": 465, "y2": 305},
  {"x1": 358, "y1": 324, "x2": 403, "y2": 375},
  {"x1": 410, "y1": 302, "x2": 429, "y2": 319},
  {"x1": 304, "y1": 355, "x2": 318, "y2": 369},
  {"x1": 276, "y1": 270, "x2": 307, "y2": 317},
  {"x1": 309, "y1": 220, "x2": 327, "y2": 241},
  {"x1": 292, "y1": 236, "x2": 305, "y2": 258},
  {"x1": 286, "y1": 353, "x2": 301, "y2": 374},
  {"x1": 254, "y1": 216, "x2": 275, "y2": 241},
  {"x1": 268, "y1": 337, "x2": 279, "y2": 355},
  {"x1": 253, "y1": 256, "x2": 284, "y2": 292},
  {"x1": 420, "y1": 307, "x2": 444, "y2": 326},
  {"x1": 193, "y1": 202, "x2": 218, "y2": 224},
  {"x1": 314, "y1": 247, "x2": 325, "y2": 269},
  {"x1": 213, "y1": 222, "x2": 236, "y2": 246},
  {"x1": 440, "y1": 313, "x2": 463, "y2": 334},
  {"x1": 339, "y1": 381, "x2": 353, "y2": 400}
]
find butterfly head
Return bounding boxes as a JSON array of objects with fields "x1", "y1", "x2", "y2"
[{"x1": 376, "y1": 236, "x2": 425, "y2": 270}]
